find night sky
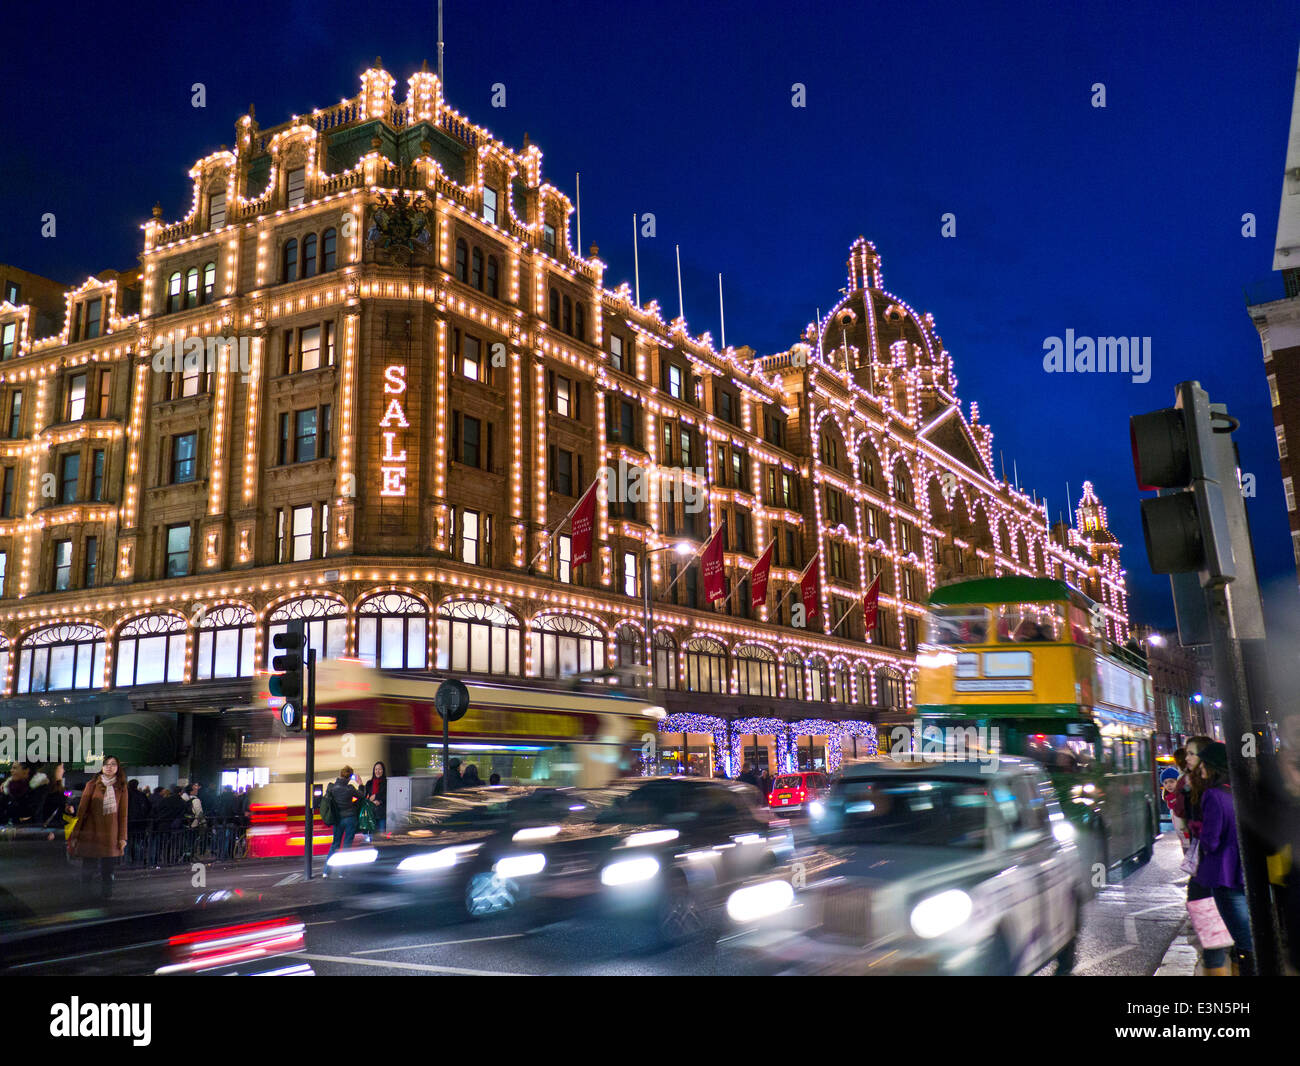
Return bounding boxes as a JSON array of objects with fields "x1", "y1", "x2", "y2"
[{"x1": 2, "y1": 0, "x2": 1298, "y2": 629}]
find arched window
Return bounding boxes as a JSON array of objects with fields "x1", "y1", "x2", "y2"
[
  {"x1": 194, "y1": 605, "x2": 256, "y2": 679},
  {"x1": 185, "y1": 267, "x2": 199, "y2": 308},
  {"x1": 832, "y1": 662, "x2": 850, "y2": 703},
  {"x1": 531, "y1": 614, "x2": 605, "y2": 679},
  {"x1": 202, "y1": 262, "x2": 216, "y2": 303},
  {"x1": 808, "y1": 656, "x2": 829, "y2": 702},
  {"x1": 115, "y1": 613, "x2": 186, "y2": 687},
  {"x1": 892, "y1": 463, "x2": 911, "y2": 505},
  {"x1": 16, "y1": 623, "x2": 106, "y2": 693},
  {"x1": 855, "y1": 663, "x2": 871, "y2": 705},
  {"x1": 167, "y1": 271, "x2": 182, "y2": 313},
  {"x1": 266, "y1": 597, "x2": 345, "y2": 666},
  {"x1": 876, "y1": 668, "x2": 904, "y2": 709},
  {"x1": 436, "y1": 600, "x2": 521, "y2": 676},
  {"x1": 735, "y1": 644, "x2": 776, "y2": 696},
  {"x1": 859, "y1": 445, "x2": 879, "y2": 488},
  {"x1": 684, "y1": 637, "x2": 728, "y2": 694},
  {"x1": 562, "y1": 295, "x2": 573, "y2": 335},
  {"x1": 818, "y1": 429, "x2": 840, "y2": 470},
  {"x1": 302, "y1": 232, "x2": 317, "y2": 278},
  {"x1": 321, "y1": 228, "x2": 337, "y2": 272},
  {"x1": 574, "y1": 303, "x2": 585, "y2": 342},
  {"x1": 282, "y1": 238, "x2": 299, "y2": 283},
  {"x1": 615, "y1": 622, "x2": 643, "y2": 667},
  {"x1": 654, "y1": 631, "x2": 677, "y2": 690},
  {"x1": 471, "y1": 248, "x2": 483, "y2": 290},
  {"x1": 455, "y1": 239, "x2": 468, "y2": 283},
  {"x1": 486, "y1": 256, "x2": 499, "y2": 299},
  {"x1": 783, "y1": 650, "x2": 805, "y2": 701},
  {"x1": 358, "y1": 592, "x2": 428, "y2": 670},
  {"x1": 549, "y1": 288, "x2": 561, "y2": 328}
]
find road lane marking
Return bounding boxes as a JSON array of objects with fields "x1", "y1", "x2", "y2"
[
  {"x1": 353, "y1": 933, "x2": 527, "y2": 954},
  {"x1": 274, "y1": 874, "x2": 304, "y2": 886},
  {"x1": 293, "y1": 951, "x2": 532, "y2": 976}
]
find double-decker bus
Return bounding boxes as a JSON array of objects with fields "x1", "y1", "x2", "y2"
[
  {"x1": 915, "y1": 576, "x2": 1160, "y2": 883},
  {"x1": 239, "y1": 661, "x2": 662, "y2": 856}
]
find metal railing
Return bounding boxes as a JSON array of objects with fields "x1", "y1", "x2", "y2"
[{"x1": 120, "y1": 819, "x2": 248, "y2": 868}]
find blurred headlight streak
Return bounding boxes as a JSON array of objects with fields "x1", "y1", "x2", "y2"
[
  {"x1": 601, "y1": 856, "x2": 661, "y2": 886},
  {"x1": 726, "y1": 880, "x2": 795, "y2": 923},
  {"x1": 622, "y1": 829, "x2": 679, "y2": 847},
  {"x1": 909, "y1": 889, "x2": 973, "y2": 939},
  {"x1": 494, "y1": 853, "x2": 546, "y2": 878},
  {"x1": 397, "y1": 843, "x2": 481, "y2": 872},
  {"x1": 808, "y1": 801, "x2": 826, "y2": 819},
  {"x1": 326, "y1": 848, "x2": 378, "y2": 867},
  {"x1": 513, "y1": 825, "x2": 562, "y2": 842},
  {"x1": 1052, "y1": 819, "x2": 1076, "y2": 842}
]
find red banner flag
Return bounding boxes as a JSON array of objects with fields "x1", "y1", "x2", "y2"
[
  {"x1": 702, "y1": 524, "x2": 727, "y2": 603},
  {"x1": 570, "y1": 479, "x2": 600, "y2": 567},
  {"x1": 863, "y1": 574, "x2": 881, "y2": 634},
  {"x1": 749, "y1": 542, "x2": 774, "y2": 610},
  {"x1": 800, "y1": 557, "x2": 820, "y2": 619}
]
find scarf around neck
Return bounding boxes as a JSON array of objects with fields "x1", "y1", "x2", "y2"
[{"x1": 100, "y1": 772, "x2": 118, "y2": 816}]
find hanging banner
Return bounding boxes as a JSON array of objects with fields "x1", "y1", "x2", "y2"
[
  {"x1": 570, "y1": 480, "x2": 600, "y2": 567},
  {"x1": 750, "y1": 541, "x2": 774, "y2": 610},
  {"x1": 863, "y1": 573, "x2": 881, "y2": 635},
  {"x1": 800, "y1": 557, "x2": 821, "y2": 619},
  {"x1": 702, "y1": 523, "x2": 727, "y2": 603}
]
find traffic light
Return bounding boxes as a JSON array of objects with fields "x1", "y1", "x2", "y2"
[
  {"x1": 1129, "y1": 381, "x2": 1236, "y2": 583},
  {"x1": 270, "y1": 620, "x2": 305, "y2": 731}
]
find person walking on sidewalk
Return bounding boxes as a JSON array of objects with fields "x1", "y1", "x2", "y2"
[
  {"x1": 323, "y1": 766, "x2": 363, "y2": 871},
  {"x1": 68, "y1": 756, "x2": 129, "y2": 900},
  {"x1": 125, "y1": 779, "x2": 151, "y2": 864},
  {"x1": 1191, "y1": 742, "x2": 1254, "y2": 976}
]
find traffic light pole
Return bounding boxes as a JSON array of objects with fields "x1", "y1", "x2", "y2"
[{"x1": 305, "y1": 647, "x2": 316, "y2": 882}]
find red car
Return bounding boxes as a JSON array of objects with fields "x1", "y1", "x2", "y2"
[{"x1": 767, "y1": 771, "x2": 831, "y2": 812}]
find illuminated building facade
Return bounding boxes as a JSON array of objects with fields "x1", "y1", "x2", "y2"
[{"x1": 0, "y1": 64, "x2": 1131, "y2": 776}]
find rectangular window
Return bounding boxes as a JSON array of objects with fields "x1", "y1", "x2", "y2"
[
  {"x1": 1277, "y1": 425, "x2": 1288, "y2": 460},
  {"x1": 717, "y1": 389, "x2": 734, "y2": 424},
  {"x1": 557, "y1": 533, "x2": 572, "y2": 583},
  {"x1": 667, "y1": 363, "x2": 683, "y2": 399},
  {"x1": 1, "y1": 467, "x2": 12, "y2": 517},
  {"x1": 609, "y1": 334, "x2": 624, "y2": 371},
  {"x1": 462, "y1": 334, "x2": 482, "y2": 381},
  {"x1": 781, "y1": 472, "x2": 795, "y2": 509},
  {"x1": 542, "y1": 224, "x2": 556, "y2": 257},
  {"x1": 299, "y1": 326, "x2": 321, "y2": 371},
  {"x1": 1269, "y1": 374, "x2": 1281, "y2": 407},
  {"x1": 286, "y1": 167, "x2": 306, "y2": 207},
  {"x1": 3, "y1": 282, "x2": 18, "y2": 304},
  {"x1": 7, "y1": 390, "x2": 20, "y2": 438},
  {"x1": 765, "y1": 409, "x2": 785, "y2": 447},
  {"x1": 552, "y1": 447, "x2": 573, "y2": 496},
  {"x1": 0, "y1": 550, "x2": 7, "y2": 596},
  {"x1": 461, "y1": 415, "x2": 481, "y2": 468},
  {"x1": 679, "y1": 427, "x2": 692, "y2": 467},
  {"x1": 281, "y1": 331, "x2": 296, "y2": 375},
  {"x1": 319, "y1": 501, "x2": 330, "y2": 558},
  {"x1": 276, "y1": 509, "x2": 287, "y2": 562},
  {"x1": 1286, "y1": 476, "x2": 1296, "y2": 513},
  {"x1": 54, "y1": 540, "x2": 72, "y2": 591},
  {"x1": 1, "y1": 322, "x2": 14, "y2": 361},
  {"x1": 209, "y1": 191, "x2": 226, "y2": 227},
  {"x1": 320, "y1": 404, "x2": 332, "y2": 460},
  {"x1": 172, "y1": 432, "x2": 197, "y2": 483},
  {"x1": 97, "y1": 372, "x2": 111, "y2": 417},
  {"x1": 166, "y1": 524, "x2": 191, "y2": 577},
  {"x1": 295, "y1": 408, "x2": 318, "y2": 462},
  {"x1": 59, "y1": 453, "x2": 79, "y2": 504},
  {"x1": 462, "y1": 509, "x2": 480, "y2": 565},
  {"x1": 732, "y1": 450, "x2": 744, "y2": 488},
  {"x1": 483, "y1": 187, "x2": 498, "y2": 225},
  {"x1": 555, "y1": 375, "x2": 572, "y2": 416},
  {"x1": 622, "y1": 551, "x2": 638, "y2": 596},
  {"x1": 324, "y1": 321, "x2": 336, "y2": 366},
  {"x1": 278, "y1": 412, "x2": 290, "y2": 465},
  {"x1": 83, "y1": 299, "x2": 101, "y2": 340},
  {"x1": 292, "y1": 505, "x2": 312, "y2": 561},
  {"x1": 67, "y1": 374, "x2": 87, "y2": 422},
  {"x1": 84, "y1": 536, "x2": 98, "y2": 587}
]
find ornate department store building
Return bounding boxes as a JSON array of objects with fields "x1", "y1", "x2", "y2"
[{"x1": 0, "y1": 63, "x2": 1131, "y2": 779}]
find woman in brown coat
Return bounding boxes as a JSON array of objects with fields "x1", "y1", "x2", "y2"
[{"x1": 69, "y1": 755, "x2": 128, "y2": 898}]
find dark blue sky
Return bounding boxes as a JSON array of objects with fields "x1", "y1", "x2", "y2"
[{"x1": 2, "y1": 0, "x2": 1298, "y2": 628}]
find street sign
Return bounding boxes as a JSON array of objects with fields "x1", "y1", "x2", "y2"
[{"x1": 434, "y1": 678, "x2": 470, "y2": 722}]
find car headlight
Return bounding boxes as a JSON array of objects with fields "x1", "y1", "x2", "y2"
[
  {"x1": 808, "y1": 800, "x2": 826, "y2": 819},
  {"x1": 512, "y1": 825, "x2": 561, "y2": 842},
  {"x1": 621, "y1": 829, "x2": 678, "y2": 848},
  {"x1": 326, "y1": 847, "x2": 378, "y2": 868},
  {"x1": 909, "y1": 889, "x2": 973, "y2": 939},
  {"x1": 397, "y1": 843, "x2": 481, "y2": 872},
  {"x1": 726, "y1": 880, "x2": 795, "y2": 923},
  {"x1": 1051, "y1": 818, "x2": 1076, "y2": 842},
  {"x1": 494, "y1": 853, "x2": 546, "y2": 879},
  {"x1": 601, "y1": 856, "x2": 661, "y2": 886}
]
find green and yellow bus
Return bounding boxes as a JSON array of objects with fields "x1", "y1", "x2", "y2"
[{"x1": 915, "y1": 576, "x2": 1160, "y2": 883}]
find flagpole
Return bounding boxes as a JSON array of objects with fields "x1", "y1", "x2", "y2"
[
  {"x1": 633, "y1": 214, "x2": 640, "y2": 307},
  {"x1": 718, "y1": 273, "x2": 726, "y2": 350},
  {"x1": 676, "y1": 244, "x2": 684, "y2": 321},
  {"x1": 575, "y1": 172, "x2": 581, "y2": 254},
  {"x1": 525, "y1": 477, "x2": 600, "y2": 572}
]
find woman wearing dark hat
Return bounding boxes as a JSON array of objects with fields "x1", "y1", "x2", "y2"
[{"x1": 1191, "y1": 741, "x2": 1254, "y2": 976}]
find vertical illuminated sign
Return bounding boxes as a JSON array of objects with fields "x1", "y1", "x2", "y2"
[{"x1": 380, "y1": 364, "x2": 409, "y2": 497}]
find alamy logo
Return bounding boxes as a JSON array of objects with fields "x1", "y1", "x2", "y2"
[
  {"x1": 49, "y1": 999, "x2": 151, "y2": 1046},
  {"x1": 151, "y1": 332, "x2": 252, "y2": 382},
  {"x1": 0, "y1": 719, "x2": 103, "y2": 764},
  {"x1": 599, "y1": 458, "x2": 706, "y2": 514},
  {"x1": 1042, "y1": 330, "x2": 1150, "y2": 384},
  {"x1": 888, "y1": 718, "x2": 1001, "y2": 773}
]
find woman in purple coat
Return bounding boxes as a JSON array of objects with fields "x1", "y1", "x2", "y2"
[{"x1": 1192, "y1": 743, "x2": 1254, "y2": 976}]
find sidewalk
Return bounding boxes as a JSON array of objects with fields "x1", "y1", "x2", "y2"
[
  {"x1": 107, "y1": 854, "x2": 348, "y2": 914},
  {"x1": 1154, "y1": 919, "x2": 1200, "y2": 976}
]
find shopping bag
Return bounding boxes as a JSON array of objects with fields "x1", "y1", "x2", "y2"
[
  {"x1": 1186, "y1": 896, "x2": 1234, "y2": 950},
  {"x1": 358, "y1": 799, "x2": 376, "y2": 835},
  {"x1": 1180, "y1": 839, "x2": 1200, "y2": 876}
]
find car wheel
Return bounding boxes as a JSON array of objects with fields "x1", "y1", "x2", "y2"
[
  {"x1": 654, "y1": 876, "x2": 704, "y2": 946},
  {"x1": 464, "y1": 870, "x2": 519, "y2": 919}
]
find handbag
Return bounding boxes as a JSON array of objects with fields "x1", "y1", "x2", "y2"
[
  {"x1": 358, "y1": 799, "x2": 376, "y2": 835},
  {"x1": 1180, "y1": 838, "x2": 1200, "y2": 876},
  {"x1": 1187, "y1": 896, "x2": 1234, "y2": 950}
]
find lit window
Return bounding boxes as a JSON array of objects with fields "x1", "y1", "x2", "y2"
[
  {"x1": 166, "y1": 273, "x2": 181, "y2": 314},
  {"x1": 622, "y1": 551, "x2": 638, "y2": 596},
  {"x1": 542, "y1": 224, "x2": 556, "y2": 256},
  {"x1": 609, "y1": 334, "x2": 623, "y2": 371},
  {"x1": 1277, "y1": 425, "x2": 1288, "y2": 460},
  {"x1": 209, "y1": 191, "x2": 226, "y2": 227},
  {"x1": 295, "y1": 409, "x2": 318, "y2": 462},
  {"x1": 1269, "y1": 374, "x2": 1280, "y2": 407},
  {"x1": 668, "y1": 363, "x2": 683, "y2": 399},
  {"x1": 557, "y1": 534, "x2": 572, "y2": 584},
  {"x1": 7, "y1": 391, "x2": 21, "y2": 438},
  {"x1": 58, "y1": 453, "x2": 79, "y2": 504},
  {"x1": 54, "y1": 541, "x2": 72, "y2": 591},
  {"x1": 185, "y1": 268, "x2": 199, "y2": 308},
  {"x1": 300, "y1": 326, "x2": 321, "y2": 372},
  {"x1": 83, "y1": 299, "x2": 101, "y2": 339},
  {"x1": 1285, "y1": 477, "x2": 1296, "y2": 512},
  {"x1": 483, "y1": 187, "x2": 498, "y2": 225},
  {"x1": 556, "y1": 376, "x2": 571, "y2": 416},
  {"x1": 1, "y1": 322, "x2": 15, "y2": 360},
  {"x1": 166, "y1": 525, "x2": 191, "y2": 577},
  {"x1": 202, "y1": 262, "x2": 216, "y2": 302},
  {"x1": 286, "y1": 167, "x2": 306, "y2": 207},
  {"x1": 172, "y1": 433, "x2": 197, "y2": 483},
  {"x1": 292, "y1": 505, "x2": 312, "y2": 561},
  {"x1": 67, "y1": 374, "x2": 87, "y2": 421},
  {"x1": 462, "y1": 509, "x2": 480, "y2": 565},
  {"x1": 462, "y1": 334, "x2": 481, "y2": 380}
]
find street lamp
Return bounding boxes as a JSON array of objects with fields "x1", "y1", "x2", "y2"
[
  {"x1": 1146, "y1": 632, "x2": 1166, "y2": 648},
  {"x1": 1192, "y1": 693, "x2": 1204, "y2": 704}
]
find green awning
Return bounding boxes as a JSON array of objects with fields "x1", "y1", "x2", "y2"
[{"x1": 95, "y1": 713, "x2": 177, "y2": 769}]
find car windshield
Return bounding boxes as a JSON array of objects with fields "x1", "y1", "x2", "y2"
[{"x1": 831, "y1": 777, "x2": 993, "y2": 848}]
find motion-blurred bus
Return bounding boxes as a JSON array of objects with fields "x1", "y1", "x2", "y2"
[
  {"x1": 915, "y1": 576, "x2": 1159, "y2": 882},
  {"x1": 240, "y1": 661, "x2": 661, "y2": 856}
]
